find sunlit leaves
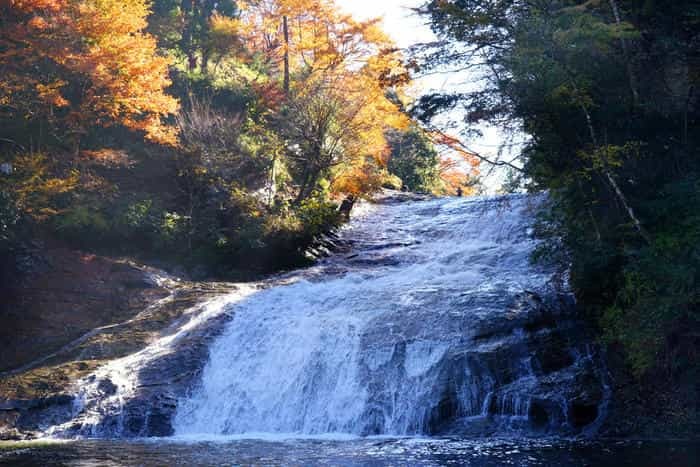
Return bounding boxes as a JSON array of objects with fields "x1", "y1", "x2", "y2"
[
  {"x1": 0, "y1": 152, "x2": 79, "y2": 221},
  {"x1": 232, "y1": 0, "x2": 410, "y2": 200},
  {"x1": 0, "y1": 0, "x2": 179, "y2": 144}
]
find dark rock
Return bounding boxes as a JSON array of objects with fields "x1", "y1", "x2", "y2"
[
  {"x1": 53, "y1": 306, "x2": 236, "y2": 438},
  {"x1": 1, "y1": 395, "x2": 75, "y2": 438},
  {"x1": 97, "y1": 379, "x2": 117, "y2": 396},
  {"x1": 528, "y1": 400, "x2": 550, "y2": 427},
  {"x1": 569, "y1": 402, "x2": 599, "y2": 428},
  {"x1": 531, "y1": 333, "x2": 575, "y2": 375}
]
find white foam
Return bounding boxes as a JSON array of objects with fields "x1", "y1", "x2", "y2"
[{"x1": 174, "y1": 194, "x2": 558, "y2": 436}]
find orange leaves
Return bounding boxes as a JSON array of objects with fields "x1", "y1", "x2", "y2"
[
  {"x1": 26, "y1": 15, "x2": 49, "y2": 30},
  {"x1": 3, "y1": 0, "x2": 67, "y2": 13},
  {"x1": 240, "y1": 0, "x2": 402, "y2": 78},
  {"x1": 0, "y1": 0, "x2": 178, "y2": 144},
  {"x1": 254, "y1": 81, "x2": 287, "y2": 110},
  {"x1": 429, "y1": 130, "x2": 480, "y2": 167},
  {"x1": 35, "y1": 81, "x2": 69, "y2": 107},
  {"x1": 332, "y1": 158, "x2": 386, "y2": 197},
  {"x1": 65, "y1": 0, "x2": 178, "y2": 144},
  {"x1": 438, "y1": 158, "x2": 476, "y2": 195},
  {"x1": 427, "y1": 129, "x2": 480, "y2": 194},
  {"x1": 76, "y1": 0, "x2": 149, "y2": 35},
  {"x1": 227, "y1": 1, "x2": 412, "y2": 199}
]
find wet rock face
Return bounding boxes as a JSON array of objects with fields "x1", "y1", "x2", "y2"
[
  {"x1": 48, "y1": 297, "x2": 240, "y2": 439},
  {"x1": 352, "y1": 290, "x2": 606, "y2": 437},
  {"x1": 0, "y1": 247, "x2": 171, "y2": 375},
  {"x1": 0, "y1": 247, "x2": 181, "y2": 440},
  {"x1": 6, "y1": 194, "x2": 609, "y2": 439},
  {"x1": 0, "y1": 395, "x2": 74, "y2": 440},
  {"x1": 170, "y1": 194, "x2": 609, "y2": 438},
  {"x1": 0, "y1": 250, "x2": 241, "y2": 439}
]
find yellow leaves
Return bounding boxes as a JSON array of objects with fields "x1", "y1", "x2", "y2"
[
  {"x1": 284, "y1": 65, "x2": 407, "y2": 197},
  {"x1": 80, "y1": 148, "x2": 133, "y2": 168},
  {"x1": 211, "y1": 13, "x2": 248, "y2": 37},
  {"x1": 240, "y1": 0, "x2": 401, "y2": 77},
  {"x1": 77, "y1": 0, "x2": 149, "y2": 36},
  {"x1": 2, "y1": 152, "x2": 79, "y2": 221},
  {"x1": 35, "y1": 81, "x2": 69, "y2": 107},
  {"x1": 577, "y1": 142, "x2": 642, "y2": 171},
  {"x1": 74, "y1": 2, "x2": 181, "y2": 140},
  {"x1": 1, "y1": 0, "x2": 179, "y2": 144},
  {"x1": 237, "y1": 0, "x2": 412, "y2": 198},
  {"x1": 138, "y1": 116, "x2": 180, "y2": 147},
  {"x1": 207, "y1": 13, "x2": 249, "y2": 64},
  {"x1": 331, "y1": 157, "x2": 385, "y2": 197}
]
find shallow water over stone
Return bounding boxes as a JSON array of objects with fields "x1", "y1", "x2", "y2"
[
  {"x1": 173, "y1": 194, "x2": 607, "y2": 438},
  {"x1": 2, "y1": 438, "x2": 698, "y2": 466},
  {"x1": 47, "y1": 194, "x2": 609, "y2": 439}
]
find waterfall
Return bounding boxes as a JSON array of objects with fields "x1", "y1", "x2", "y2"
[{"x1": 170, "y1": 194, "x2": 608, "y2": 437}]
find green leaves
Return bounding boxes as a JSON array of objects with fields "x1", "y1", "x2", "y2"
[
  {"x1": 421, "y1": 0, "x2": 700, "y2": 386},
  {"x1": 387, "y1": 126, "x2": 441, "y2": 193},
  {"x1": 577, "y1": 142, "x2": 643, "y2": 171}
]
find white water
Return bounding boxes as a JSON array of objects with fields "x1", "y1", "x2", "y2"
[
  {"x1": 45, "y1": 284, "x2": 261, "y2": 438},
  {"x1": 173, "y1": 194, "x2": 604, "y2": 437}
]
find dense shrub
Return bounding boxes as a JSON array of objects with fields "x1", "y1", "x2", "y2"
[
  {"x1": 54, "y1": 206, "x2": 110, "y2": 240},
  {"x1": 296, "y1": 195, "x2": 342, "y2": 238}
]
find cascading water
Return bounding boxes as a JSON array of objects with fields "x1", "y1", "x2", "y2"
[
  {"x1": 169, "y1": 193, "x2": 608, "y2": 438},
  {"x1": 42, "y1": 193, "x2": 607, "y2": 439}
]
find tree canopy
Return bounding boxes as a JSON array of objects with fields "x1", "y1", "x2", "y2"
[
  {"x1": 417, "y1": 0, "x2": 700, "y2": 388},
  {"x1": 0, "y1": 0, "x2": 452, "y2": 278},
  {"x1": 0, "y1": 0, "x2": 179, "y2": 146}
]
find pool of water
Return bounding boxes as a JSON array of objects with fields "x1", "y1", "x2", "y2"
[{"x1": 1, "y1": 437, "x2": 697, "y2": 466}]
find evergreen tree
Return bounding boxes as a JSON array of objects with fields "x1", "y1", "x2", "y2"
[
  {"x1": 387, "y1": 126, "x2": 441, "y2": 193},
  {"x1": 417, "y1": 0, "x2": 700, "y2": 392}
]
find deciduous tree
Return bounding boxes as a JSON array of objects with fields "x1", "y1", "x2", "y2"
[{"x1": 0, "y1": 0, "x2": 179, "y2": 146}]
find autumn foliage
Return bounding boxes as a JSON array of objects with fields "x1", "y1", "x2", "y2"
[
  {"x1": 0, "y1": 0, "x2": 178, "y2": 145},
  {"x1": 235, "y1": 0, "x2": 411, "y2": 198},
  {"x1": 0, "y1": 0, "x2": 467, "y2": 278},
  {"x1": 428, "y1": 130, "x2": 480, "y2": 194}
]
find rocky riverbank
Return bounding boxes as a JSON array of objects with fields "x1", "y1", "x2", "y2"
[
  {"x1": 0, "y1": 245, "x2": 245, "y2": 439},
  {"x1": 0, "y1": 193, "x2": 696, "y2": 441}
]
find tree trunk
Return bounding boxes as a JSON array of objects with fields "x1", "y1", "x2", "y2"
[
  {"x1": 608, "y1": 0, "x2": 640, "y2": 106},
  {"x1": 268, "y1": 154, "x2": 277, "y2": 207},
  {"x1": 304, "y1": 170, "x2": 321, "y2": 200},
  {"x1": 577, "y1": 98, "x2": 650, "y2": 244},
  {"x1": 283, "y1": 15, "x2": 290, "y2": 95},
  {"x1": 201, "y1": 48, "x2": 210, "y2": 74},
  {"x1": 182, "y1": 0, "x2": 197, "y2": 71},
  {"x1": 295, "y1": 166, "x2": 311, "y2": 205},
  {"x1": 295, "y1": 167, "x2": 321, "y2": 205}
]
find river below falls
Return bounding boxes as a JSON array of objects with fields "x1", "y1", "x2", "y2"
[{"x1": 1, "y1": 437, "x2": 698, "y2": 466}]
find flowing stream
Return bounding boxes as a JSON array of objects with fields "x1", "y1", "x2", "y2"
[
  {"x1": 10, "y1": 193, "x2": 700, "y2": 465},
  {"x1": 169, "y1": 193, "x2": 608, "y2": 438},
  {"x1": 38, "y1": 193, "x2": 611, "y2": 442}
]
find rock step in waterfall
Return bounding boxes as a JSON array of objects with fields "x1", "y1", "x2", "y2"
[{"x1": 49, "y1": 193, "x2": 609, "y2": 438}]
